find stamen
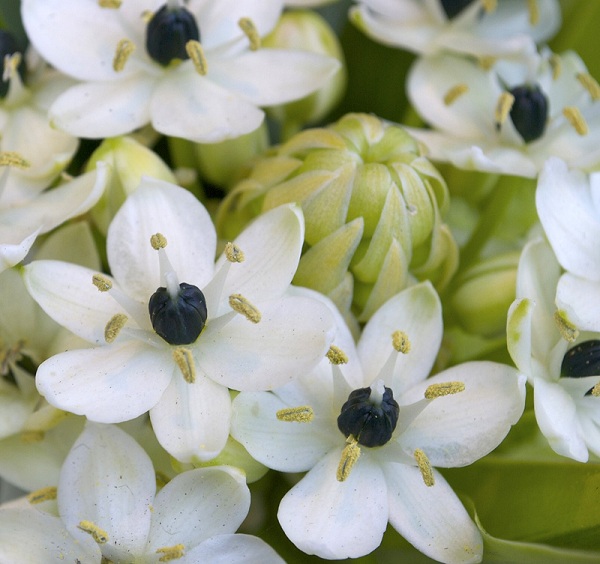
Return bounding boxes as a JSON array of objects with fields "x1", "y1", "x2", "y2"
[
  {"x1": 481, "y1": 0, "x2": 497, "y2": 13},
  {"x1": 150, "y1": 233, "x2": 168, "y2": 250},
  {"x1": 424, "y1": 381, "x2": 465, "y2": 399},
  {"x1": 104, "y1": 314, "x2": 128, "y2": 343},
  {"x1": 554, "y1": 310, "x2": 580, "y2": 343},
  {"x1": 443, "y1": 84, "x2": 469, "y2": 106},
  {"x1": 336, "y1": 437, "x2": 361, "y2": 482},
  {"x1": 0, "y1": 151, "x2": 29, "y2": 168},
  {"x1": 141, "y1": 10, "x2": 154, "y2": 23},
  {"x1": 238, "y1": 18, "x2": 261, "y2": 51},
  {"x1": 98, "y1": 0, "x2": 121, "y2": 7},
  {"x1": 186, "y1": 40, "x2": 207, "y2": 75},
  {"x1": 156, "y1": 544, "x2": 185, "y2": 562},
  {"x1": 478, "y1": 56, "x2": 496, "y2": 71},
  {"x1": 225, "y1": 242, "x2": 245, "y2": 263},
  {"x1": 495, "y1": 92, "x2": 515, "y2": 129},
  {"x1": 113, "y1": 39, "x2": 135, "y2": 72},
  {"x1": 527, "y1": 0, "x2": 539, "y2": 25},
  {"x1": 2, "y1": 52, "x2": 21, "y2": 82},
  {"x1": 327, "y1": 345, "x2": 348, "y2": 365},
  {"x1": 229, "y1": 294, "x2": 261, "y2": 323},
  {"x1": 414, "y1": 448, "x2": 435, "y2": 487},
  {"x1": 549, "y1": 54, "x2": 561, "y2": 80},
  {"x1": 577, "y1": 73, "x2": 600, "y2": 101},
  {"x1": 78, "y1": 520, "x2": 109, "y2": 544},
  {"x1": 173, "y1": 347, "x2": 196, "y2": 383},
  {"x1": 563, "y1": 106, "x2": 588, "y2": 135},
  {"x1": 92, "y1": 274, "x2": 113, "y2": 292},
  {"x1": 392, "y1": 330, "x2": 410, "y2": 353},
  {"x1": 276, "y1": 406, "x2": 314, "y2": 422},
  {"x1": 587, "y1": 383, "x2": 600, "y2": 397},
  {"x1": 27, "y1": 486, "x2": 57, "y2": 504}
]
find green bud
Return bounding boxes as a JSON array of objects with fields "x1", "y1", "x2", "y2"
[
  {"x1": 218, "y1": 113, "x2": 458, "y2": 321},
  {"x1": 86, "y1": 136, "x2": 176, "y2": 235},
  {"x1": 262, "y1": 10, "x2": 347, "y2": 139},
  {"x1": 449, "y1": 251, "x2": 519, "y2": 338}
]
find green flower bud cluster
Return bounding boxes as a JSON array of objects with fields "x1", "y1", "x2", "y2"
[{"x1": 217, "y1": 113, "x2": 458, "y2": 322}]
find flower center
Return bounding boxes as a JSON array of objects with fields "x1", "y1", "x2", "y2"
[
  {"x1": 0, "y1": 30, "x2": 25, "y2": 98},
  {"x1": 506, "y1": 84, "x2": 549, "y2": 143},
  {"x1": 146, "y1": 0, "x2": 200, "y2": 66},
  {"x1": 147, "y1": 233, "x2": 208, "y2": 345},
  {"x1": 337, "y1": 379, "x2": 400, "y2": 448}
]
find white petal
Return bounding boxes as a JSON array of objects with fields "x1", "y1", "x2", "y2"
[
  {"x1": 358, "y1": 282, "x2": 442, "y2": 394},
  {"x1": 150, "y1": 70, "x2": 265, "y2": 142},
  {"x1": 36, "y1": 342, "x2": 174, "y2": 423},
  {"x1": 210, "y1": 49, "x2": 340, "y2": 106},
  {"x1": 0, "y1": 226, "x2": 39, "y2": 272},
  {"x1": 536, "y1": 158, "x2": 600, "y2": 280},
  {"x1": 107, "y1": 178, "x2": 216, "y2": 303},
  {"x1": 399, "y1": 362, "x2": 526, "y2": 466},
  {"x1": 147, "y1": 466, "x2": 250, "y2": 550},
  {"x1": 58, "y1": 423, "x2": 154, "y2": 561},
  {"x1": 205, "y1": 204, "x2": 303, "y2": 316},
  {"x1": 278, "y1": 448, "x2": 388, "y2": 559},
  {"x1": 23, "y1": 260, "x2": 126, "y2": 344},
  {"x1": 0, "y1": 382, "x2": 37, "y2": 440},
  {"x1": 0, "y1": 508, "x2": 101, "y2": 562},
  {"x1": 556, "y1": 274, "x2": 600, "y2": 333},
  {"x1": 181, "y1": 534, "x2": 284, "y2": 564},
  {"x1": 198, "y1": 295, "x2": 334, "y2": 391},
  {"x1": 21, "y1": 0, "x2": 141, "y2": 80},
  {"x1": 150, "y1": 373, "x2": 231, "y2": 463},
  {"x1": 533, "y1": 378, "x2": 588, "y2": 462},
  {"x1": 384, "y1": 462, "x2": 482, "y2": 564},
  {"x1": 231, "y1": 391, "x2": 334, "y2": 472},
  {"x1": 50, "y1": 75, "x2": 155, "y2": 138}
]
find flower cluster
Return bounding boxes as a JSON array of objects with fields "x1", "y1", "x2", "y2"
[{"x1": 1, "y1": 1, "x2": 600, "y2": 563}]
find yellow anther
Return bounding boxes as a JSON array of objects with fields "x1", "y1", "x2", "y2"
[
  {"x1": 20, "y1": 430, "x2": 44, "y2": 443},
  {"x1": 238, "y1": 18, "x2": 261, "y2": 51},
  {"x1": 481, "y1": 0, "x2": 497, "y2": 13},
  {"x1": 186, "y1": 40, "x2": 208, "y2": 75},
  {"x1": 563, "y1": 106, "x2": 588, "y2": 136},
  {"x1": 414, "y1": 448, "x2": 435, "y2": 487},
  {"x1": 3, "y1": 52, "x2": 22, "y2": 82},
  {"x1": 494, "y1": 91, "x2": 515, "y2": 128},
  {"x1": 336, "y1": 437, "x2": 361, "y2": 482},
  {"x1": 156, "y1": 544, "x2": 185, "y2": 562},
  {"x1": 554, "y1": 310, "x2": 580, "y2": 343},
  {"x1": 98, "y1": 0, "x2": 121, "y2": 7},
  {"x1": 141, "y1": 9, "x2": 154, "y2": 23},
  {"x1": 0, "y1": 151, "x2": 30, "y2": 169},
  {"x1": 443, "y1": 84, "x2": 469, "y2": 106},
  {"x1": 173, "y1": 347, "x2": 196, "y2": 384},
  {"x1": 424, "y1": 381, "x2": 465, "y2": 399},
  {"x1": 276, "y1": 406, "x2": 314, "y2": 423},
  {"x1": 104, "y1": 313, "x2": 128, "y2": 343},
  {"x1": 27, "y1": 486, "x2": 57, "y2": 504},
  {"x1": 527, "y1": 0, "x2": 539, "y2": 25},
  {"x1": 78, "y1": 520, "x2": 109, "y2": 544},
  {"x1": 577, "y1": 73, "x2": 600, "y2": 101},
  {"x1": 478, "y1": 56, "x2": 496, "y2": 71},
  {"x1": 150, "y1": 232, "x2": 168, "y2": 250},
  {"x1": 229, "y1": 294, "x2": 261, "y2": 323},
  {"x1": 392, "y1": 331, "x2": 410, "y2": 354},
  {"x1": 549, "y1": 54, "x2": 561, "y2": 80},
  {"x1": 92, "y1": 274, "x2": 113, "y2": 292},
  {"x1": 225, "y1": 242, "x2": 245, "y2": 263},
  {"x1": 113, "y1": 39, "x2": 135, "y2": 72},
  {"x1": 326, "y1": 345, "x2": 348, "y2": 365}
]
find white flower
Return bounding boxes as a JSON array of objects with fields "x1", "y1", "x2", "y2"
[
  {"x1": 0, "y1": 422, "x2": 284, "y2": 563},
  {"x1": 507, "y1": 237, "x2": 600, "y2": 462},
  {"x1": 232, "y1": 283, "x2": 526, "y2": 562},
  {"x1": 405, "y1": 49, "x2": 600, "y2": 177},
  {"x1": 24, "y1": 178, "x2": 335, "y2": 463},
  {"x1": 350, "y1": 0, "x2": 561, "y2": 58},
  {"x1": 21, "y1": 0, "x2": 341, "y2": 142}
]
